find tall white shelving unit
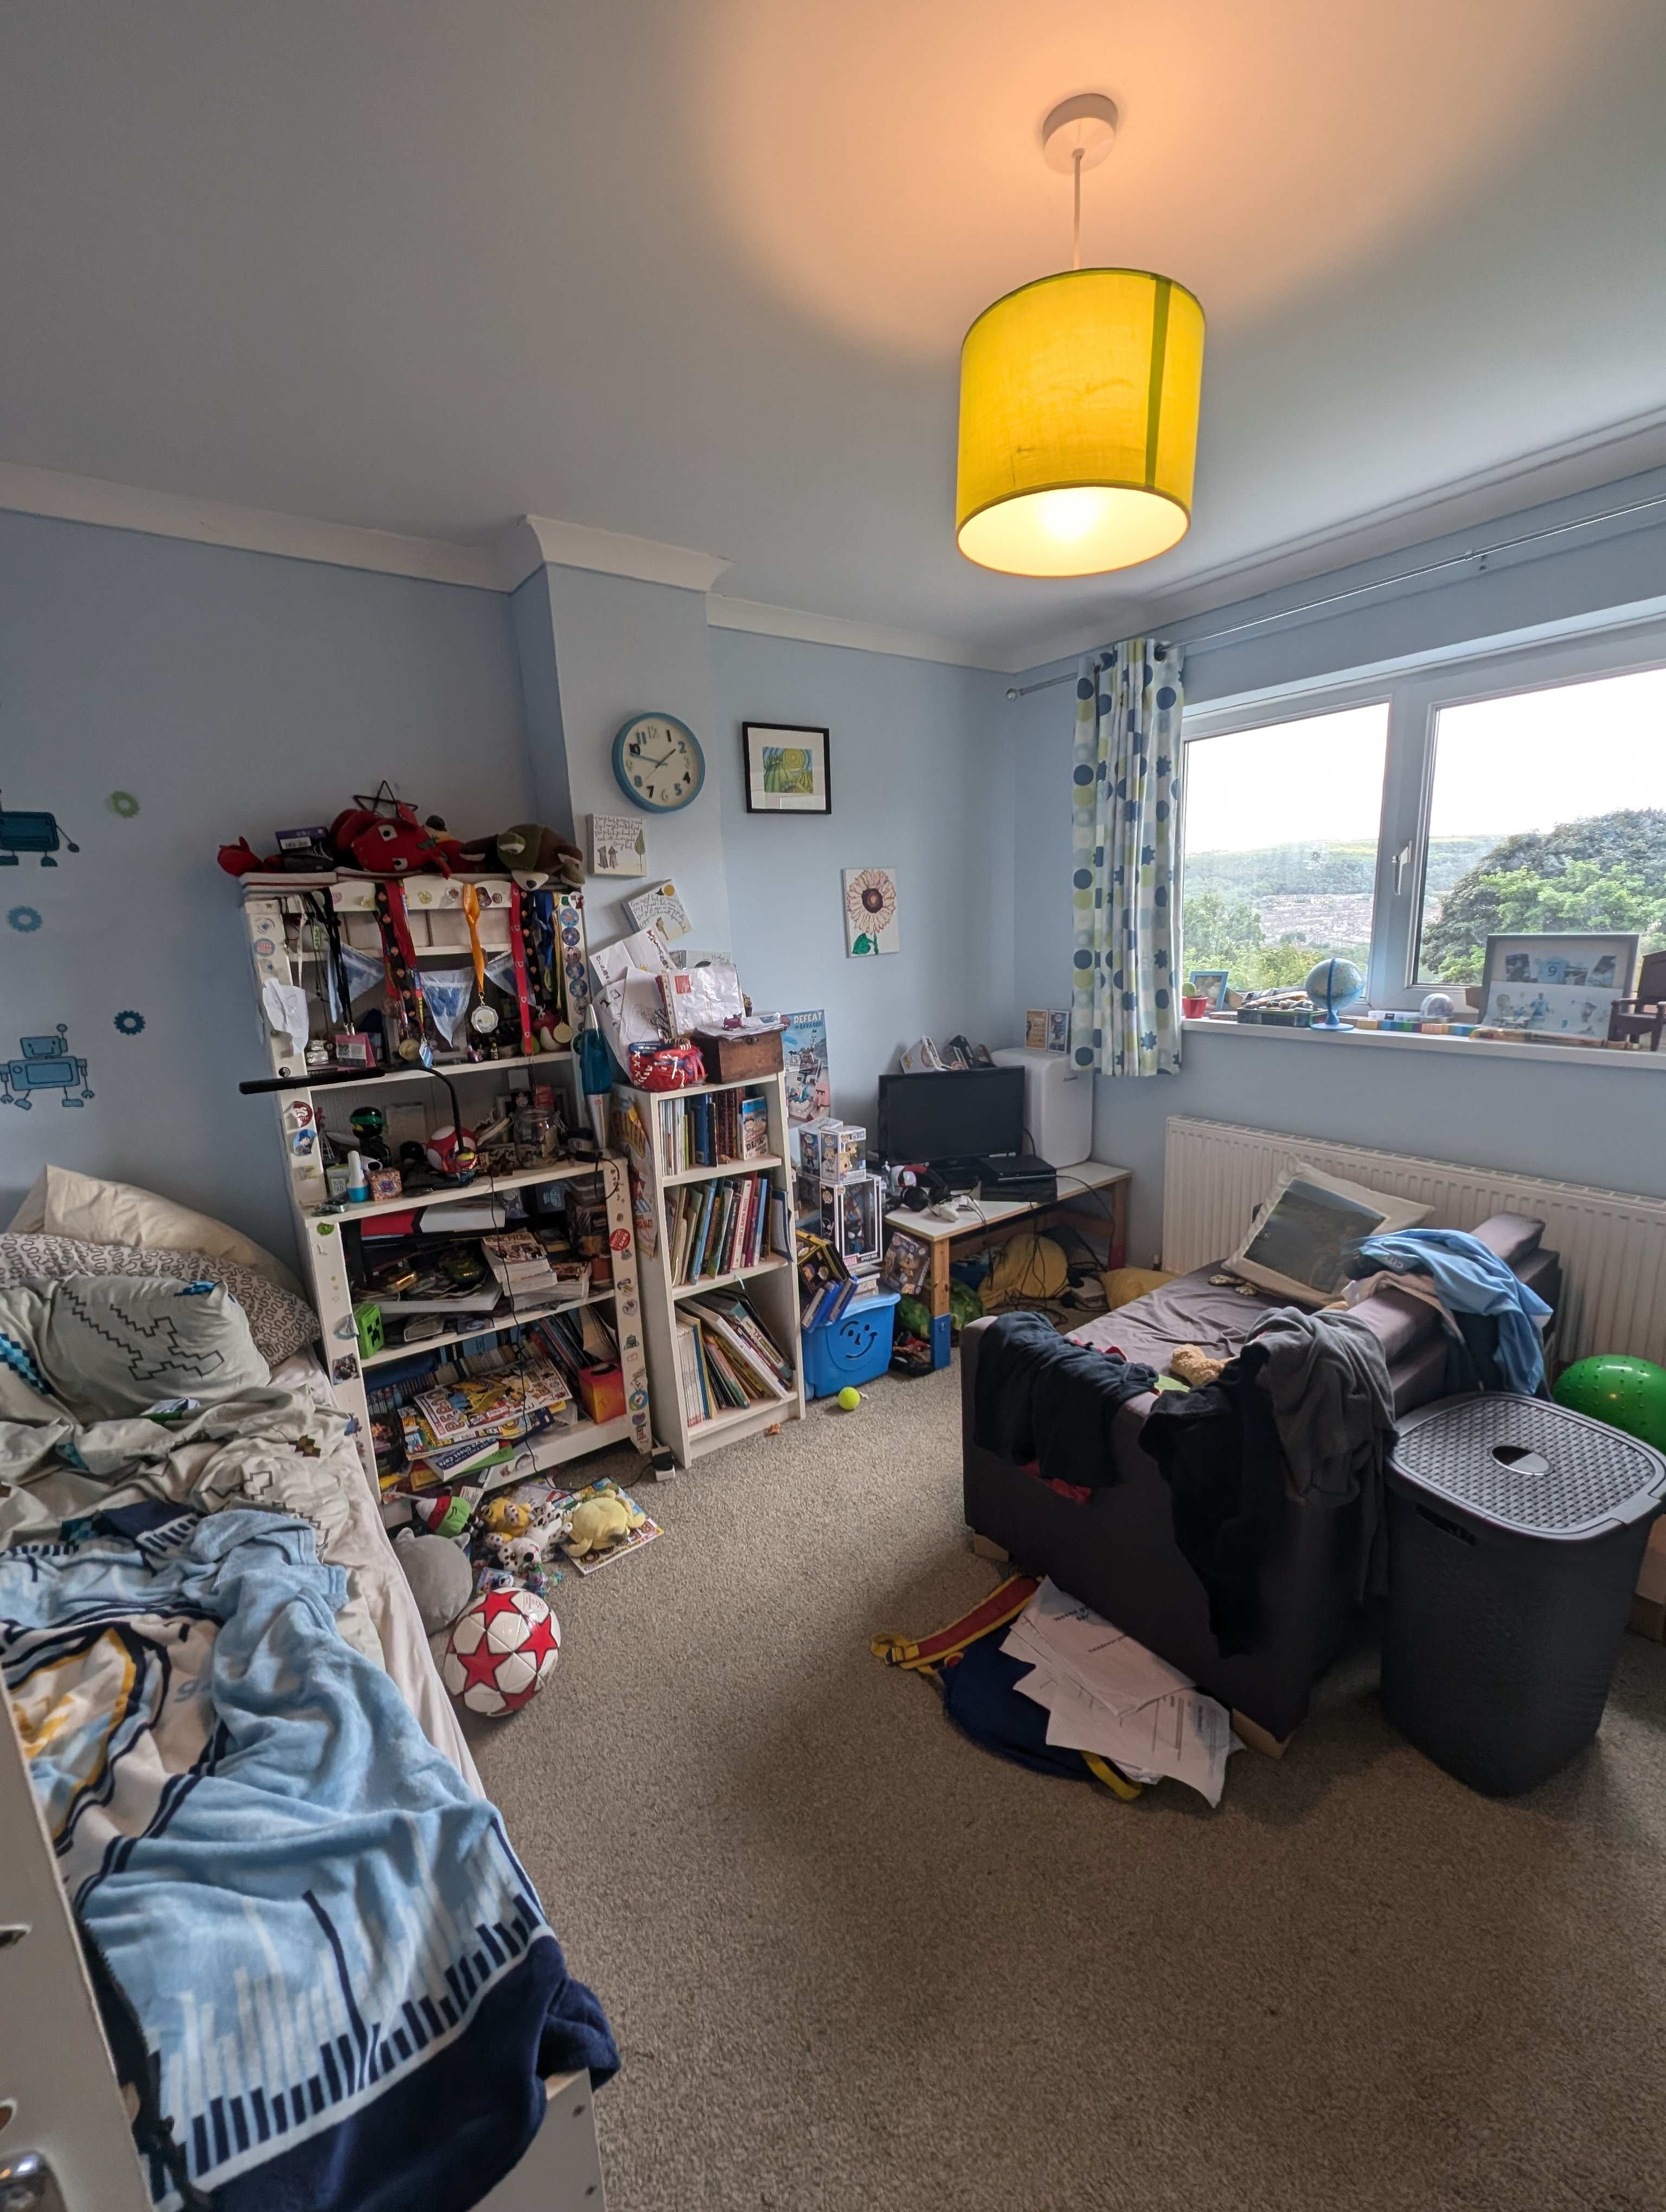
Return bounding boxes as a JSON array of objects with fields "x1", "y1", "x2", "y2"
[
  {"x1": 240, "y1": 873, "x2": 652, "y2": 1487},
  {"x1": 618, "y1": 1071, "x2": 804, "y2": 1469}
]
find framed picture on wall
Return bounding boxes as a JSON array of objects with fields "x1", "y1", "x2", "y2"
[{"x1": 742, "y1": 723, "x2": 831, "y2": 814}]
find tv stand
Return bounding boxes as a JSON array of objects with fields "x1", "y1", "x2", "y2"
[{"x1": 883, "y1": 1159, "x2": 1131, "y2": 1369}]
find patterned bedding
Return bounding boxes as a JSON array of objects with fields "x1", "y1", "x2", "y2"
[{"x1": 0, "y1": 1277, "x2": 617, "y2": 2211}]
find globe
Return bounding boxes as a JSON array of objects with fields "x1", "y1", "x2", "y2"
[{"x1": 1306, "y1": 957, "x2": 1366, "y2": 1029}]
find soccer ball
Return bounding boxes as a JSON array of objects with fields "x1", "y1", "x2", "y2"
[{"x1": 441, "y1": 1589, "x2": 560, "y2": 1716}]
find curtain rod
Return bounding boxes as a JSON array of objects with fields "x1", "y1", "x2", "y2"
[{"x1": 1002, "y1": 487, "x2": 1666, "y2": 698}]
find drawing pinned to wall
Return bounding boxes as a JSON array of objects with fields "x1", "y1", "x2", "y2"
[
  {"x1": 113, "y1": 1010, "x2": 146, "y2": 1037},
  {"x1": 589, "y1": 813, "x2": 648, "y2": 877},
  {"x1": 623, "y1": 879, "x2": 691, "y2": 939},
  {"x1": 107, "y1": 791, "x2": 141, "y2": 818},
  {"x1": 842, "y1": 868, "x2": 899, "y2": 957},
  {"x1": 0, "y1": 792, "x2": 80, "y2": 868},
  {"x1": 781, "y1": 1009, "x2": 831, "y2": 1123},
  {"x1": 8, "y1": 906, "x2": 42, "y2": 933},
  {"x1": 2, "y1": 1025, "x2": 93, "y2": 1109}
]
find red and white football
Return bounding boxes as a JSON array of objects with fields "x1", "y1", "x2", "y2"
[{"x1": 441, "y1": 1589, "x2": 560, "y2": 1716}]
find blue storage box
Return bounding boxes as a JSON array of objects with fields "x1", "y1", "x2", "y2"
[{"x1": 802, "y1": 1288, "x2": 899, "y2": 1399}]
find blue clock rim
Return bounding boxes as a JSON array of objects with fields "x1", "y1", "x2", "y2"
[{"x1": 611, "y1": 713, "x2": 706, "y2": 813}]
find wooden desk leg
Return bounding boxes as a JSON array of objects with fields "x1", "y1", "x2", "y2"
[{"x1": 929, "y1": 1234, "x2": 953, "y2": 1369}]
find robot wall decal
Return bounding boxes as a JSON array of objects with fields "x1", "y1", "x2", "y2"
[
  {"x1": 0, "y1": 793, "x2": 80, "y2": 866},
  {"x1": 1, "y1": 1025, "x2": 93, "y2": 1108}
]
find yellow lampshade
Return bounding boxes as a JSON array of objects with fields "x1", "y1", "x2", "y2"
[{"x1": 956, "y1": 267, "x2": 1205, "y2": 577}]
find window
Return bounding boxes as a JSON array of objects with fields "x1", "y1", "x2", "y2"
[
  {"x1": 1414, "y1": 667, "x2": 1666, "y2": 984},
  {"x1": 1181, "y1": 703, "x2": 1387, "y2": 992},
  {"x1": 1180, "y1": 630, "x2": 1666, "y2": 1018}
]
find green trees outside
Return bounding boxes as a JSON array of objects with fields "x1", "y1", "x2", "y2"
[
  {"x1": 1182, "y1": 810, "x2": 1666, "y2": 995},
  {"x1": 1419, "y1": 808, "x2": 1666, "y2": 981}
]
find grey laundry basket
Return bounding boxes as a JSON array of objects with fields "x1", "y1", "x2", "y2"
[{"x1": 1383, "y1": 1394, "x2": 1666, "y2": 1795}]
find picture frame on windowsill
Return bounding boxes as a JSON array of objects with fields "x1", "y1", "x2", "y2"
[
  {"x1": 742, "y1": 723, "x2": 831, "y2": 815},
  {"x1": 1478, "y1": 931, "x2": 1639, "y2": 1040}
]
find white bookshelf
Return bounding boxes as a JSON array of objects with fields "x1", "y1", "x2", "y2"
[
  {"x1": 240, "y1": 874, "x2": 653, "y2": 1487},
  {"x1": 617, "y1": 1071, "x2": 805, "y2": 1469}
]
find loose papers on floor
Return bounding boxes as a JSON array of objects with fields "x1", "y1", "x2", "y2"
[{"x1": 1002, "y1": 1579, "x2": 1240, "y2": 1805}]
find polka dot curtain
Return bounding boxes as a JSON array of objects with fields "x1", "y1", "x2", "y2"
[{"x1": 1070, "y1": 641, "x2": 1184, "y2": 1079}]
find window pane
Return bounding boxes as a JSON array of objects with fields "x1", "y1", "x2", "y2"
[
  {"x1": 1417, "y1": 667, "x2": 1666, "y2": 983},
  {"x1": 1181, "y1": 704, "x2": 1388, "y2": 994}
]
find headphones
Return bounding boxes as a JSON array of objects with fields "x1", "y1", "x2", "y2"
[{"x1": 892, "y1": 1165, "x2": 951, "y2": 1212}]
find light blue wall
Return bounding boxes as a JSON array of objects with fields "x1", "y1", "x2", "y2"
[
  {"x1": 710, "y1": 627, "x2": 1011, "y2": 1132},
  {"x1": 0, "y1": 509, "x2": 532, "y2": 1264},
  {"x1": 1002, "y1": 470, "x2": 1666, "y2": 1259},
  {"x1": 534, "y1": 565, "x2": 733, "y2": 953}
]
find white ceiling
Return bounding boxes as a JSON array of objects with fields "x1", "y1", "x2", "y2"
[{"x1": 2, "y1": 1, "x2": 1664, "y2": 665}]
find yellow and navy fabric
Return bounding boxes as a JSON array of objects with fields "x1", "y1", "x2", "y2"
[
  {"x1": 1070, "y1": 640, "x2": 1184, "y2": 1079},
  {"x1": 873, "y1": 1575, "x2": 1142, "y2": 1802}
]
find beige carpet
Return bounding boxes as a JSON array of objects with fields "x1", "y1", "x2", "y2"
[{"x1": 469, "y1": 1361, "x2": 1666, "y2": 2212}]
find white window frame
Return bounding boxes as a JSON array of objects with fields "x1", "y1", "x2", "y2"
[{"x1": 1179, "y1": 610, "x2": 1666, "y2": 1012}]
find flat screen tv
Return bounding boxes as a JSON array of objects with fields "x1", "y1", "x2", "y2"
[{"x1": 876, "y1": 1068, "x2": 1025, "y2": 1166}]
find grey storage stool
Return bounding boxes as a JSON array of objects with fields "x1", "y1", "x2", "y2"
[{"x1": 1384, "y1": 1395, "x2": 1666, "y2": 1795}]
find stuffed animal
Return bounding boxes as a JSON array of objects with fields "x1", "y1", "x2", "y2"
[
  {"x1": 1169, "y1": 1343, "x2": 1227, "y2": 1389},
  {"x1": 481, "y1": 1496, "x2": 535, "y2": 1537},
  {"x1": 565, "y1": 1490, "x2": 645, "y2": 1559},
  {"x1": 458, "y1": 822, "x2": 585, "y2": 888},
  {"x1": 392, "y1": 1531, "x2": 474, "y2": 1635},
  {"x1": 500, "y1": 1531, "x2": 548, "y2": 1574},
  {"x1": 409, "y1": 1491, "x2": 473, "y2": 1539},
  {"x1": 329, "y1": 796, "x2": 467, "y2": 877}
]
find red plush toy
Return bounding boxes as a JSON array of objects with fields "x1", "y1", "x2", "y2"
[
  {"x1": 217, "y1": 837, "x2": 274, "y2": 878},
  {"x1": 329, "y1": 789, "x2": 467, "y2": 877}
]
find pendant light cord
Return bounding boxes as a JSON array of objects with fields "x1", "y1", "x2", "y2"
[{"x1": 1072, "y1": 145, "x2": 1083, "y2": 269}]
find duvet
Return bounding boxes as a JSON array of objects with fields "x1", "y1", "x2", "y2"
[{"x1": 0, "y1": 1276, "x2": 617, "y2": 2212}]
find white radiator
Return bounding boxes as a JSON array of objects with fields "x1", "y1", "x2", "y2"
[{"x1": 1162, "y1": 1115, "x2": 1666, "y2": 1368}]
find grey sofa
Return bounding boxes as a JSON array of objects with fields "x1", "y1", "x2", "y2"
[{"x1": 960, "y1": 1214, "x2": 1561, "y2": 1740}]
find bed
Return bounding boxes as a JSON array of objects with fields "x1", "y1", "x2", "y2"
[{"x1": 0, "y1": 1179, "x2": 614, "y2": 2212}]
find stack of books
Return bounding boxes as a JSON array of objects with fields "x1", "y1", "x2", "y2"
[
  {"x1": 664, "y1": 1171, "x2": 780, "y2": 1285},
  {"x1": 659, "y1": 1088, "x2": 772, "y2": 1169},
  {"x1": 396, "y1": 1342, "x2": 575, "y2": 1478},
  {"x1": 531, "y1": 1303, "x2": 624, "y2": 1424},
  {"x1": 482, "y1": 1230, "x2": 561, "y2": 1313},
  {"x1": 675, "y1": 1292, "x2": 794, "y2": 1426}
]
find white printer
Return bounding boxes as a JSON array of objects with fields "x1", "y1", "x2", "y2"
[{"x1": 990, "y1": 1046, "x2": 1093, "y2": 1168}]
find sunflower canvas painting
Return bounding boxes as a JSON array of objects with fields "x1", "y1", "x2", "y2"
[{"x1": 842, "y1": 866, "x2": 900, "y2": 956}]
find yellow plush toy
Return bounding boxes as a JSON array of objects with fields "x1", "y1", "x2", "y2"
[
  {"x1": 481, "y1": 1496, "x2": 534, "y2": 1537},
  {"x1": 565, "y1": 1492, "x2": 645, "y2": 1559}
]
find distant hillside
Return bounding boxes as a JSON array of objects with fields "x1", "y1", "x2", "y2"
[{"x1": 1185, "y1": 835, "x2": 1498, "y2": 901}]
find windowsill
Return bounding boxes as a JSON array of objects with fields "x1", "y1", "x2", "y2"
[{"x1": 1180, "y1": 1015, "x2": 1666, "y2": 1073}]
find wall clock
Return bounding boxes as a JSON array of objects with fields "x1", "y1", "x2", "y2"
[{"x1": 611, "y1": 713, "x2": 706, "y2": 813}]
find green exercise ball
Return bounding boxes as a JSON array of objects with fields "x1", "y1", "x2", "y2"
[{"x1": 1553, "y1": 1354, "x2": 1666, "y2": 1451}]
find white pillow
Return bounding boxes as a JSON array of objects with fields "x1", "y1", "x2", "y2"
[
  {"x1": 1229, "y1": 1163, "x2": 1430, "y2": 1305},
  {"x1": 7, "y1": 1165, "x2": 305, "y2": 1300}
]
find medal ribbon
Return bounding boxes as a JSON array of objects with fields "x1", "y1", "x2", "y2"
[
  {"x1": 461, "y1": 885, "x2": 486, "y2": 994},
  {"x1": 507, "y1": 884, "x2": 537, "y2": 1056},
  {"x1": 374, "y1": 880, "x2": 426, "y2": 1054}
]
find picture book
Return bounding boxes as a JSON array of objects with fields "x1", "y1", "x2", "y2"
[
  {"x1": 781, "y1": 1008, "x2": 831, "y2": 1123},
  {"x1": 553, "y1": 1478, "x2": 663, "y2": 1576}
]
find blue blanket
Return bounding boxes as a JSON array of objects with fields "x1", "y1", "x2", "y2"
[
  {"x1": 1354, "y1": 1227, "x2": 1552, "y2": 1396},
  {"x1": 1, "y1": 1509, "x2": 616, "y2": 2212}
]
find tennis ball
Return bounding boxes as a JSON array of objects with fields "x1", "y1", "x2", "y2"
[{"x1": 836, "y1": 1386, "x2": 862, "y2": 1412}]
